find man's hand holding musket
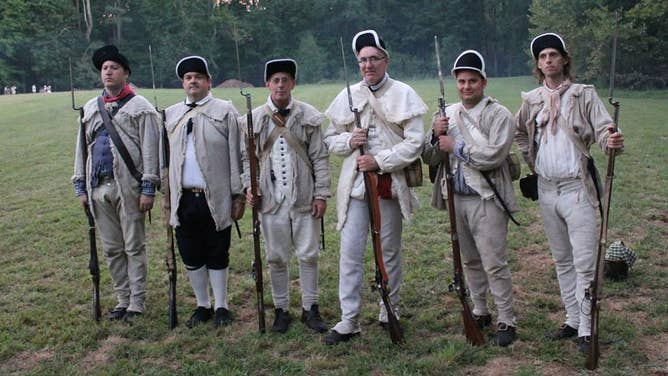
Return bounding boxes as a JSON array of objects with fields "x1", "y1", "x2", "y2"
[
  {"x1": 323, "y1": 30, "x2": 426, "y2": 346},
  {"x1": 241, "y1": 58, "x2": 331, "y2": 335},
  {"x1": 515, "y1": 33, "x2": 625, "y2": 361}
]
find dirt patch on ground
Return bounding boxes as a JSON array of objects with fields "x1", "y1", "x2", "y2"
[
  {"x1": 536, "y1": 363, "x2": 580, "y2": 376},
  {"x1": 639, "y1": 333, "x2": 668, "y2": 373},
  {"x1": 217, "y1": 79, "x2": 253, "y2": 88},
  {"x1": 464, "y1": 357, "x2": 581, "y2": 376},
  {"x1": 80, "y1": 335, "x2": 126, "y2": 372},
  {"x1": 1, "y1": 347, "x2": 54, "y2": 374}
]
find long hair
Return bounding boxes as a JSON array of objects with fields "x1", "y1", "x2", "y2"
[{"x1": 533, "y1": 51, "x2": 573, "y2": 83}]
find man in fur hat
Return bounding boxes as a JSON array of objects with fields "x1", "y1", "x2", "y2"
[
  {"x1": 323, "y1": 29, "x2": 426, "y2": 345},
  {"x1": 515, "y1": 33, "x2": 624, "y2": 353},
  {"x1": 422, "y1": 50, "x2": 518, "y2": 346},
  {"x1": 163, "y1": 56, "x2": 244, "y2": 328},
  {"x1": 242, "y1": 58, "x2": 331, "y2": 334},
  {"x1": 72, "y1": 45, "x2": 160, "y2": 321}
]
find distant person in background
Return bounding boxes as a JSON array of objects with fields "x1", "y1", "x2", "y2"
[
  {"x1": 323, "y1": 29, "x2": 426, "y2": 345},
  {"x1": 241, "y1": 59, "x2": 331, "y2": 334},
  {"x1": 3, "y1": 86, "x2": 8, "y2": 95},
  {"x1": 72, "y1": 45, "x2": 160, "y2": 322},
  {"x1": 515, "y1": 33, "x2": 624, "y2": 353},
  {"x1": 10, "y1": 85, "x2": 16, "y2": 95},
  {"x1": 32, "y1": 84, "x2": 36, "y2": 94},
  {"x1": 422, "y1": 50, "x2": 518, "y2": 347},
  {"x1": 162, "y1": 55, "x2": 244, "y2": 328}
]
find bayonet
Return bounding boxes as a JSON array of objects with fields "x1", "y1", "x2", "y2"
[
  {"x1": 586, "y1": 10, "x2": 622, "y2": 370},
  {"x1": 236, "y1": 36, "x2": 266, "y2": 334},
  {"x1": 434, "y1": 36, "x2": 484, "y2": 346},
  {"x1": 70, "y1": 57, "x2": 101, "y2": 322}
]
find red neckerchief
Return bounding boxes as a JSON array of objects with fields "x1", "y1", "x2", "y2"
[{"x1": 103, "y1": 84, "x2": 135, "y2": 103}]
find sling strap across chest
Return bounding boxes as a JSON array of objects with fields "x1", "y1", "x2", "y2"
[
  {"x1": 169, "y1": 103, "x2": 208, "y2": 135},
  {"x1": 456, "y1": 107, "x2": 521, "y2": 226},
  {"x1": 259, "y1": 105, "x2": 313, "y2": 171},
  {"x1": 96, "y1": 95, "x2": 142, "y2": 183}
]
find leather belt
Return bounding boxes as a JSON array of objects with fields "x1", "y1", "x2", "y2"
[{"x1": 183, "y1": 188, "x2": 205, "y2": 194}]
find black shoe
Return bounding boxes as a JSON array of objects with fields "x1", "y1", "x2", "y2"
[
  {"x1": 578, "y1": 336, "x2": 591, "y2": 354},
  {"x1": 186, "y1": 306, "x2": 213, "y2": 328},
  {"x1": 123, "y1": 310, "x2": 142, "y2": 323},
  {"x1": 214, "y1": 307, "x2": 233, "y2": 327},
  {"x1": 545, "y1": 323, "x2": 578, "y2": 340},
  {"x1": 272, "y1": 308, "x2": 292, "y2": 333},
  {"x1": 301, "y1": 304, "x2": 328, "y2": 333},
  {"x1": 473, "y1": 314, "x2": 492, "y2": 330},
  {"x1": 494, "y1": 323, "x2": 517, "y2": 347},
  {"x1": 323, "y1": 330, "x2": 360, "y2": 345},
  {"x1": 107, "y1": 307, "x2": 127, "y2": 321}
]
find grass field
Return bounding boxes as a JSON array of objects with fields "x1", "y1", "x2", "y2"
[{"x1": 0, "y1": 77, "x2": 666, "y2": 375}]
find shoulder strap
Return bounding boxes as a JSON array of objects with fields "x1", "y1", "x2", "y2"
[
  {"x1": 365, "y1": 89, "x2": 404, "y2": 138},
  {"x1": 97, "y1": 96, "x2": 142, "y2": 183},
  {"x1": 456, "y1": 107, "x2": 521, "y2": 225},
  {"x1": 170, "y1": 105, "x2": 207, "y2": 134},
  {"x1": 260, "y1": 106, "x2": 313, "y2": 171}
]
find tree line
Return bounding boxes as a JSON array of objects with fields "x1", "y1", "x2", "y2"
[{"x1": 0, "y1": 0, "x2": 665, "y2": 93}]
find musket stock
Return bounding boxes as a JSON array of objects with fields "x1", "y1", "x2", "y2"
[
  {"x1": 340, "y1": 37, "x2": 404, "y2": 344},
  {"x1": 586, "y1": 11, "x2": 621, "y2": 370},
  {"x1": 434, "y1": 36, "x2": 485, "y2": 346},
  {"x1": 149, "y1": 44, "x2": 179, "y2": 329},
  {"x1": 70, "y1": 58, "x2": 101, "y2": 322},
  {"x1": 236, "y1": 38, "x2": 266, "y2": 333},
  {"x1": 161, "y1": 116, "x2": 178, "y2": 330}
]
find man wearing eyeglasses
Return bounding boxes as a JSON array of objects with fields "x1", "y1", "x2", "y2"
[{"x1": 323, "y1": 29, "x2": 427, "y2": 345}]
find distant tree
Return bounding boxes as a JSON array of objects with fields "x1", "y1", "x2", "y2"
[
  {"x1": 620, "y1": 0, "x2": 668, "y2": 88},
  {"x1": 295, "y1": 32, "x2": 327, "y2": 84}
]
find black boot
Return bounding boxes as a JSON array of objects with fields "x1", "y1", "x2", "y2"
[
  {"x1": 301, "y1": 304, "x2": 328, "y2": 333},
  {"x1": 272, "y1": 308, "x2": 292, "y2": 333},
  {"x1": 545, "y1": 323, "x2": 578, "y2": 340},
  {"x1": 186, "y1": 306, "x2": 213, "y2": 328},
  {"x1": 494, "y1": 323, "x2": 517, "y2": 347},
  {"x1": 578, "y1": 336, "x2": 591, "y2": 354},
  {"x1": 323, "y1": 330, "x2": 359, "y2": 345},
  {"x1": 473, "y1": 314, "x2": 492, "y2": 330},
  {"x1": 107, "y1": 307, "x2": 127, "y2": 321},
  {"x1": 214, "y1": 307, "x2": 233, "y2": 327}
]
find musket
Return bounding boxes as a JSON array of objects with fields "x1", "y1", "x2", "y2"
[
  {"x1": 150, "y1": 44, "x2": 179, "y2": 329},
  {"x1": 70, "y1": 57, "x2": 101, "y2": 322},
  {"x1": 340, "y1": 37, "x2": 404, "y2": 344},
  {"x1": 320, "y1": 217, "x2": 325, "y2": 252},
  {"x1": 586, "y1": 12, "x2": 621, "y2": 370},
  {"x1": 236, "y1": 38, "x2": 266, "y2": 333},
  {"x1": 434, "y1": 36, "x2": 485, "y2": 346}
]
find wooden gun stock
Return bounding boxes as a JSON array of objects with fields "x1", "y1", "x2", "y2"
[
  {"x1": 434, "y1": 36, "x2": 484, "y2": 346},
  {"x1": 71, "y1": 59, "x2": 100, "y2": 322},
  {"x1": 84, "y1": 206, "x2": 101, "y2": 322},
  {"x1": 245, "y1": 95, "x2": 266, "y2": 334},
  {"x1": 586, "y1": 14, "x2": 621, "y2": 369},
  {"x1": 339, "y1": 35, "x2": 403, "y2": 344},
  {"x1": 364, "y1": 172, "x2": 404, "y2": 344},
  {"x1": 161, "y1": 111, "x2": 179, "y2": 330}
]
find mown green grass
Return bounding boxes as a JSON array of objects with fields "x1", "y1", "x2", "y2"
[{"x1": 0, "y1": 77, "x2": 666, "y2": 375}]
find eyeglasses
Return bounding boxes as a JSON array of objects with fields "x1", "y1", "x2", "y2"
[{"x1": 357, "y1": 56, "x2": 386, "y2": 65}]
